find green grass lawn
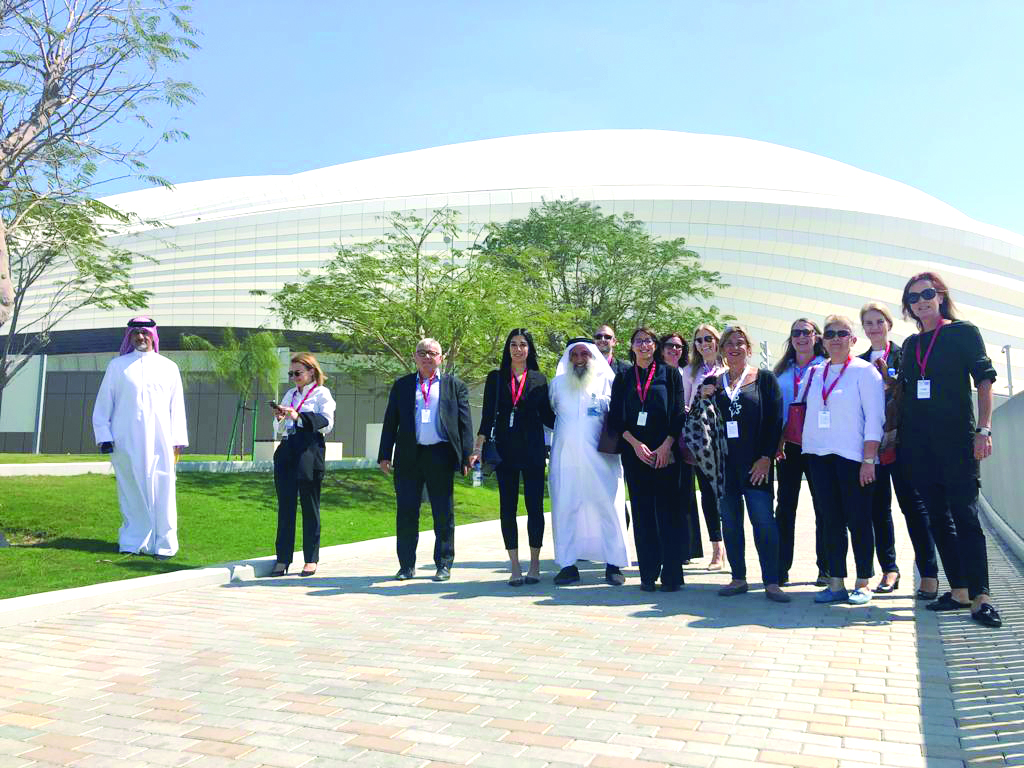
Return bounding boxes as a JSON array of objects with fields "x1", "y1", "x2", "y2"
[
  {"x1": 1, "y1": 453, "x2": 250, "y2": 464},
  {"x1": 0, "y1": 469, "x2": 539, "y2": 599}
]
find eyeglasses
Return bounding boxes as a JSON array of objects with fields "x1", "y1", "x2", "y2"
[
  {"x1": 907, "y1": 287, "x2": 939, "y2": 304},
  {"x1": 594, "y1": 334, "x2": 614, "y2": 341},
  {"x1": 790, "y1": 328, "x2": 815, "y2": 338},
  {"x1": 663, "y1": 342, "x2": 684, "y2": 351},
  {"x1": 287, "y1": 369, "x2": 307, "y2": 377},
  {"x1": 633, "y1": 338, "x2": 656, "y2": 347},
  {"x1": 415, "y1": 350, "x2": 441, "y2": 358},
  {"x1": 509, "y1": 342, "x2": 529, "y2": 350},
  {"x1": 823, "y1": 329, "x2": 852, "y2": 340},
  {"x1": 694, "y1": 335, "x2": 714, "y2": 344}
]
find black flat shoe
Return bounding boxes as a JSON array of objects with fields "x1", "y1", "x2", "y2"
[
  {"x1": 299, "y1": 566, "x2": 317, "y2": 577},
  {"x1": 971, "y1": 603, "x2": 1002, "y2": 628},
  {"x1": 508, "y1": 577, "x2": 525, "y2": 587},
  {"x1": 640, "y1": 581, "x2": 657, "y2": 592},
  {"x1": 916, "y1": 588, "x2": 938, "y2": 600},
  {"x1": 874, "y1": 574, "x2": 900, "y2": 593},
  {"x1": 926, "y1": 591, "x2": 971, "y2": 611},
  {"x1": 553, "y1": 566, "x2": 580, "y2": 585},
  {"x1": 524, "y1": 576, "x2": 540, "y2": 585},
  {"x1": 394, "y1": 567, "x2": 414, "y2": 580},
  {"x1": 659, "y1": 582, "x2": 681, "y2": 593}
]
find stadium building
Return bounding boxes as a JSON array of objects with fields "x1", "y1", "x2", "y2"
[{"x1": 2, "y1": 129, "x2": 1022, "y2": 455}]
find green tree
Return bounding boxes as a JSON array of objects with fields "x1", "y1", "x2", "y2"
[
  {"x1": 482, "y1": 198, "x2": 729, "y2": 348},
  {"x1": 0, "y1": 0, "x2": 198, "y2": 397},
  {"x1": 181, "y1": 330, "x2": 281, "y2": 461},
  {"x1": 264, "y1": 208, "x2": 564, "y2": 385}
]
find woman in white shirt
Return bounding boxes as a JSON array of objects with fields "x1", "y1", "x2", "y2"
[
  {"x1": 681, "y1": 324, "x2": 726, "y2": 570},
  {"x1": 267, "y1": 353, "x2": 336, "y2": 577},
  {"x1": 802, "y1": 316, "x2": 885, "y2": 605}
]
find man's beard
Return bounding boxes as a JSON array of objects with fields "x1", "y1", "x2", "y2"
[
  {"x1": 568, "y1": 360, "x2": 595, "y2": 391},
  {"x1": 134, "y1": 342, "x2": 149, "y2": 352}
]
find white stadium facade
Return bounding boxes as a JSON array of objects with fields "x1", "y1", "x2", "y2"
[{"x1": 3, "y1": 129, "x2": 1023, "y2": 455}]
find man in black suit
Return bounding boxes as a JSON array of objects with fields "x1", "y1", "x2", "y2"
[
  {"x1": 378, "y1": 338, "x2": 476, "y2": 582},
  {"x1": 594, "y1": 324, "x2": 631, "y2": 376}
]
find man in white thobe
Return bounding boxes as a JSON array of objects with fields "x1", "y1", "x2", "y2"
[
  {"x1": 92, "y1": 317, "x2": 188, "y2": 558},
  {"x1": 548, "y1": 338, "x2": 629, "y2": 585}
]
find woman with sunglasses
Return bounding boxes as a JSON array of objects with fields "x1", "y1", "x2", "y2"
[
  {"x1": 858, "y1": 302, "x2": 939, "y2": 599},
  {"x1": 772, "y1": 318, "x2": 828, "y2": 587},
  {"x1": 681, "y1": 325, "x2": 726, "y2": 570},
  {"x1": 267, "y1": 353, "x2": 336, "y2": 577},
  {"x1": 699, "y1": 325, "x2": 788, "y2": 602},
  {"x1": 897, "y1": 272, "x2": 1001, "y2": 627},
  {"x1": 474, "y1": 329, "x2": 553, "y2": 586},
  {"x1": 801, "y1": 316, "x2": 884, "y2": 606},
  {"x1": 610, "y1": 328, "x2": 688, "y2": 591},
  {"x1": 659, "y1": 332, "x2": 703, "y2": 565}
]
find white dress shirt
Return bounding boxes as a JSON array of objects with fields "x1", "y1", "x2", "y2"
[
  {"x1": 800, "y1": 357, "x2": 884, "y2": 463},
  {"x1": 276, "y1": 382, "x2": 336, "y2": 438}
]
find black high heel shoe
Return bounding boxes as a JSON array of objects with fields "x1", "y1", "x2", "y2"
[
  {"x1": 873, "y1": 573, "x2": 900, "y2": 593},
  {"x1": 263, "y1": 563, "x2": 289, "y2": 577}
]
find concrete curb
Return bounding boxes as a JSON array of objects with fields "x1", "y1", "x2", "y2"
[
  {"x1": 0, "y1": 517, "x2": 506, "y2": 629},
  {"x1": 980, "y1": 492, "x2": 1024, "y2": 566},
  {"x1": 0, "y1": 458, "x2": 377, "y2": 477},
  {"x1": 0, "y1": 462, "x2": 114, "y2": 477}
]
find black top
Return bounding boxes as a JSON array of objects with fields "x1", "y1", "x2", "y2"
[
  {"x1": 897, "y1": 320, "x2": 996, "y2": 475},
  {"x1": 713, "y1": 369, "x2": 783, "y2": 495},
  {"x1": 377, "y1": 372, "x2": 475, "y2": 472},
  {"x1": 477, "y1": 369, "x2": 554, "y2": 467},
  {"x1": 609, "y1": 362, "x2": 686, "y2": 452},
  {"x1": 277, "y1": 410, "x2": 329, "y2": 482}
]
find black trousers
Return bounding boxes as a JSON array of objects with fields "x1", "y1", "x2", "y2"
[
  {"x1": 695, "y1": 466, "x2": 722, "y2": 542},
  {"x1": 807, "y1": 454, "x2": 875, "y2": 580},
  {"x1": 871, "y1": 460, "x2": 938, "y2": 578},
  {"x1": 394, "y1": 442, "x2": 456, "y2": 571},
  {"x1": 906, "y1": 461, "x2": 989, "y2": 598},
  {"x1": 622, "y1": 453, "x2": 687, "y2": 588},
  {"x1": 273, "y1": 449, "x2": 323, "y2": 565},
  {"x1": 496, "y1": 462, "x2": 545, "y2": 550},
  {"x1": 681, "y1": 463, "x2": 703, "y2": 559},
  {"x1": 775, "y1": 441, "x2": 828, "y2": 580}
]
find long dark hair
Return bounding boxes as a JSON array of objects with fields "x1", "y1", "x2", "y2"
[
  {"x1": 772, "y1": 317, "x2": 826, "y2": 376},
  {"x1": 658, "y1": 331, "x2": 689, "y2": 367},
  {"x1": 628, "y1": 327, "x2": 661, "y2": 365},
  {"x1": 902, "y1": 271, "x2": 958, "y2": 330},
  {"x1": 499, "y1": 328, "x2": 540, "y2": 376}
]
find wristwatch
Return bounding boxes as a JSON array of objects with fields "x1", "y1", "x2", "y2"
[
  {"x1": 976, "y1": 426, "x2": 992, "y2": 437},
  {"x1": 862, "y1": 458, "x2": 875, "y2": 464}
]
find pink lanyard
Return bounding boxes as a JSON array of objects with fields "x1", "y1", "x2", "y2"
[
  {"x1": 916, "y1": 321, "x2": 945, "y2": 377},
  {"x1": 419, "y1": 374, "x2": 437, "y2": 407},
  {"x1": 290, "y1": 384, "x2": 318, "y2": 411},
  {"x1": 509, "y1": 371, "x2": 527, "y2": 408},
  {"x1": 792, "y1": 361, "x2": 814, "y2": 400},
  {"x1": 635, "y1": 362, "x2": 656, "y2": 408},
  {"x1": 821, "y1": 357, "x2": 851, "y2": 406}
]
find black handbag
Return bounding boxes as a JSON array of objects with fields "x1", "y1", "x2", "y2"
[{"x1": 480, "y1": 374, "x2": 502, "y2": 475}]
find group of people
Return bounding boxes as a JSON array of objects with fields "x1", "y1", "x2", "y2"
[{"x1": 92, "y1": 268, "x2": 1002, "y2": 629}]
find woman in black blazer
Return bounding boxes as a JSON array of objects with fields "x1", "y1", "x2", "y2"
[
  {"x1": 475, "y1": 329, "x2": 554, "y2": 586},
  {"x1": 859, "y1": 302, "x2": 938, "y2": 598},
  {"x1": 609, "y1": 327, "x2": 687, "y2": 592},
  {"x1": 267, "y1": 353, "x2": 336, "y2": 578}
]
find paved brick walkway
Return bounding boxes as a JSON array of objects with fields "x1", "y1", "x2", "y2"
[{"x1": 0, "y1": 485, "x2": 1020, "y2": 768}]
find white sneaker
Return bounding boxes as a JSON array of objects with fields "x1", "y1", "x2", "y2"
[{"x1": 848, "y1": 587, "x2": 873, "y2": 605}]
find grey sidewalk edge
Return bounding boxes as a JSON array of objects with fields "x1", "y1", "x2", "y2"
[
  {"x1": 0, "y1": 458, "x2": 376, "y2": 477},
  {"x1": 980, "y1": 491, "x2": 1024, "y2": 566},
  {"x1": 0, "y1": 517, "x2": 507, "y2": 630}
]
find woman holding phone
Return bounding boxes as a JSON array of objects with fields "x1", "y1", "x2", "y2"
[{"x1": 266, "y1": 353, "x2": 336, "y2": 577}]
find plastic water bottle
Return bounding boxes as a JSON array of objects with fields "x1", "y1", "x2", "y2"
[{"x1": 472, "y1": 461, "x2": 482, "y2": 488}]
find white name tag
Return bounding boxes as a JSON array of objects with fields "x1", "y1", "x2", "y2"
[
  {"x1": 818, "y1": 410, "x2": 831, "y2": 429},
  {"x1": 421, "y1": 408, "x2": 431, "y2": 423},
  {"x1": 726, "y1": 420, "x2": 739, "y2": 438},
  {"x1": 636, "y1": 411, "x2": 648, "y2": 427},
  {"x1": 917, "y1": 380, "x2": 931, "y2": 399},
  {"x1": 508, "y1": 411, "x2": 515, "y2": 429}
]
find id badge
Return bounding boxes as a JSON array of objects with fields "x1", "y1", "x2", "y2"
[
  {"x1": 818, "y1": 410, "x2": 831, "y2": 429},
  {"x1": 726, "y1": 420, "x2": 739, "y2": 438},
  {"x1": 917, "y1": 379, "x2": 931, "y2": 399},
  {"x1": 636, "y1": 411, "x2": 648, "y2": 427},
  {"x1": 420, "y1": 408, "x2": 431, "y2": 423},
  {"x1": 508, "y1": 411, "x2": 515, "y2": 429}
]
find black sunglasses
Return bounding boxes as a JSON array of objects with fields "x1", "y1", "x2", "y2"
[
  {"x1": 823, "y1": 329, "x2": 852, "y2": 340},
  {"x1": 593, "y1": 333, "x2": 614, "y2": 341},
  {"x1": 790, "y1": 328, "x2": 815, "y2": 338},
  {"x1": 907, "y1": 287, "x2": 939, "y2": 304},
  {"x1": 663, "y1": 342, "x2": 684, "y2": 351},
  {"x1": 694, "y1": 335, "x2": 714, "y2": 344},
  {"x1": 287, "y1": 369, "x2": 306, "y2": 377}
]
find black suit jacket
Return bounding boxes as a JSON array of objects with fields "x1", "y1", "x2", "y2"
[
  {"x1": 276, "y1": 410, "x2": 329, "y2": 483},
  {"x1": 377, "y1": 372, "x2": 474, "y2": 472}
]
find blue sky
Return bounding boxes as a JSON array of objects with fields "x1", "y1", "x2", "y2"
[{"x1": 105, "y1": 1, "x2": 1024, "y2": 235}]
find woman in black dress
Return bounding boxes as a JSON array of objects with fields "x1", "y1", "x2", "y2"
[
  {"x1": 609, "y1": 327, "x2": 687, "y2": 592},
  {"x1": 475, "y1": 329, "x2": 553, "y2": 586},
  {"x1": 897, "y1": 272, "x2": 1001, "y2": 627}
]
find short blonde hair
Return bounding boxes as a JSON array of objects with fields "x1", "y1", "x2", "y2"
[
  {"x1": 416, "y1": 337, "x2": 442, "y2": 355},
  {"x1": 859, "y1": 302, "x2": 894, "y2": 329},
  {"x1": 823, "y1": 314, "x2": 855, "y2": 332},
  {"x1": 291, "y1": 353, "x2": 326, "y2": 385},
  {"x1": 720, "y1": 324, "x2": 754, "y2": 353}
]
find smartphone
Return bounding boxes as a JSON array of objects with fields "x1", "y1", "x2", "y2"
[{"x1": 267, "y1": 400, "x2": 279, "y2": 409}]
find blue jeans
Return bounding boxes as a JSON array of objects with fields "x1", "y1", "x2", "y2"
[{"x1": 719, "y1": 486, "x2": 780, "y2": 585}]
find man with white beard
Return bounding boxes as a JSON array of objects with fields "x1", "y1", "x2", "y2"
[
  {"x1": 93, "y1": 317, "x2": 188, "y2": 559},
  {"x1": 548, "y1": 337, "x2": 630, "y2": 585}
]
